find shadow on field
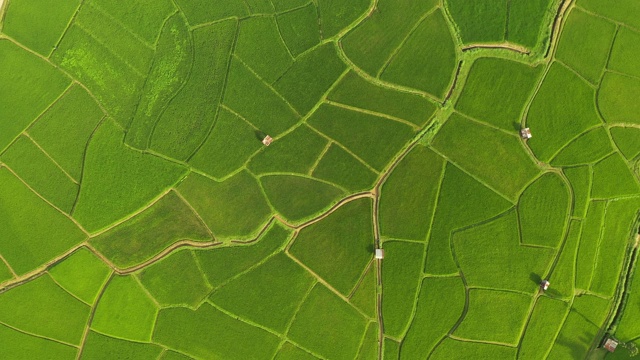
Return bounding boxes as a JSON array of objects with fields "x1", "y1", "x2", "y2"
[
  {"x1": 529, "y1": 272, "x2": 541, "y2": 285},
  {"x1": 512, "y1": 122, "x2": 522, "y2": 132},
  {"x1": 255, "y1": 130, "x2": 267, "y2": 141}
]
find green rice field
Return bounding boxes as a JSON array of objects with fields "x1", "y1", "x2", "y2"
[{"x1": 0, "y1": 0, "x2": 639, "y2": 359}]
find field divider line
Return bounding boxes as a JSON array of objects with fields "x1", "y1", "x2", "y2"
[
  {"x1": 455, "y1": 111, "x2": 521, "y2": 138},
  {"x1": 347, "y1": 259, "x2": 374, "y2": 300},
  {"x1": 205, "y1": 299, "x2": 286, "y2": 340},
  {"x1": 256, "y1": 171, "x2": 351, "y2": 194},
  {"x1": 46, "y1": 271, "x2": 92, "y2": 307},
  {"x1": 172, "y1": 188, "x2": 216, "y2": 241},
  {"x1": 84, "y1": 1, "x2": 155, "y2": 49},
  {"x1": 324, "y1": 100, "x2": 420, "y2": 130},
  {"x1": 48, "y1": 0, "x2": 84, "y2": 59},
  {"x1": 554, "y1": 59, "x2": 598, "y2": 88},
  {"x1": 132, "y1": 273, "x2": 162, "y2": 308},
  {"x1": 280, "y1": 280, "x2": 317, "y2": 341},
  {"x1": 0, "y1": 319, "x2": 80, "y2": 349},
  {"x1": 446, "y1": 334, "x2": 518, "y2": 348},
  {"x1": 285, "y1": 192, "x2": 375, "y2": 231},
  {"x1": 0, "y1": 254, "x2": 18, "y2": 278},
  {"x1": 271, "y1": 12, "x2": 296, "y2": 61},
  {"x1": 22, "y1": 133, "x2": 79, "y2": 184},
  {"x1": 307, "y1": 140, "x2": 333, "y2": 176},
  {"x1": 76, "y1": 272, "x2": 111, "y2": 359},
  {"x1": 353, "y1": 320, "x2": 377, "y2": 360},
  {"x1": 2, "y1": 165, "x2": 90, "y2": 235},
  {"x1": 573, "y1": 5, "x2": 640, "y2": 33},
  {"x1": 546, "y1": 124, "x2": 608, "y2": 163}
]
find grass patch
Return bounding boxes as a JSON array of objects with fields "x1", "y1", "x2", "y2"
[
  {"x1": 381, "y1": 9, "x2": 457, "y2": 99},
  {"x1": 288, "y1": 285, "x2": 368, "y2": 360},
  {"x1": 276, "y1": 3, "x2": 320, "y2": 57},
  {"x1": 340, "y1": 0, "x2": 438, "y2": 75},
  {"x1": 598, "y1": 72, "x2": 640, "y2": 126},
  {"x1": 89, "y1": 191, "x2": 211, "y2": 268},
  {"x1": 454, "y1": 289, "x2": 533, "y2": 345},
  {"x1": 575, "y1": 201, "x2": 606, "y2": 290},
  {"x1": 430, "y1": 337, "x2": 517, "y2": 359},
  {"x1": 260, "y1": 174, "x2": 345, "y2": 223},
  {"x1": 273, "y1": 43, "x2": 347, "y2": 115},
  {"x1": 154, "y1": 303, "x2": 281, "y2": 360},
  {"x1": 609, "y1": 27, "x2": 640, "y2": 78},
  {"x1": 312, "y1": 144, "x2": 378, "y2": 193},
  {"x1": 548, "y1": 220, "x2": 582, "y2": 299},
  {"x1": 248, "y1": 125, "x2": 328, "y2": 176},
  {"x1": 555, "y1": 8, "x2": 617, "y2": 84},
  {"x1": 611, "y1": 127, "x2": 640, "y2": 160},
  {"x1": 0, "y1": 274, "x2": 90, "y2": 345},
  {"x1": 73, "y1": 119, "x2": 187, "y2": 233},
  {"x1": 81, "y1": 331, "x2": 163, "y2": 360},
  {"x1": 126, "y1": 13, "x2": 192, "y2": 150},
  {"x1": 224, "y1": 58, "x2": 300, "y2": 136},
  {"x1": 210, "y1": 253, "x2": 314, "y2": 333},
  {"x1": 290, "y1": 198, "x2": 373, "y2": 295},
  {"x1": 425, "y1": 163, "x2": 513, "y2": 274},
  {"x1": 564, "y1": 165, "x2": 591, "y2": 218},
  {"x1": 0, "y1": 168, "x2": 86, "y2": 275},
  {"x1": 308, "y1": 104, "x2": 416, "y2": 171},
  {"x1": 432, "y1": 113, "x2": 541, "y2": 200},
  {"x1": 445, "y1": 0, "x2": 508, "y2": 43},
  {"x1": 454, "y1": 210, "x2": 555, "y2": 293},
  {"x1": 517, "y1": 296, "x2": 570, "y2": 360},
  {"x1": 150, "y1": 20, "x2": 236, "y2": 160},
  {"x1": 91, "y1": 275, "x2": 158, "y2": 342},
  {"x1": 1, "y1": 135, "x2": 78, "y2": 213},
  {"x1": 27, "y1": 84, "x2": 104, "y2": 181},
  {"x1": 551, "y1": 126, "x2": 614, "y2": 166},
  {"x1": 48, "y1": 247, "x2": 112, "y2": 305},
  {"x1": 178, "y1": 171, "x2": 272, "y2": 239},
  {"x1": 0, "y1": 323, "x2": 77, "y2": 359},
  {"x1": 400, "y1": 276, "x2": 465, "y2": 359},
  {"x1": 1, "y1": 0, "x2": 80, "y2": 55},
  {"x1": 328, "y1": 70, "x2": 437, "y2": 127},
  {"x1": 381, "y1": 241, "x2": 425, "y2": 338},
  {"x1": 527, "y1": 62, "x2": 602, "y2": 162},
  {"x1": 0, "y1": 40, "x2": 70, "y2": 151},
  {"x1": 189, "y1": 108, "x2": 263, "y2": 179},
  {"x1": 592, "y1": 153, "x2": 640, "y2": 199},
  {"x1": 518, "y1": 172, "x2": 571, "y2": 247},
  {"x1": 379, "y1": 145, "x2": 444, "y2": 241},
  {"x1": 455, "y1": 57, "x2": 542, "y2": 131},
  {"x1": 139, "y1": 249, "x2": 212, "y2": 307},
  {"x1": 317, "y1": 0, "x2": 369, "y2": 38}
]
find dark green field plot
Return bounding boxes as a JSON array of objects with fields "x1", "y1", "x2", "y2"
[
  {"x1": 0, "y1": 40, "x2": 70, "y2": 152},
  {"x1": 350, "y1": 265, "x2": 376, "y2": 318},
  {"x1": 379, "y1": 145, "x2": 444, "y2": 241},
  {"x1": 209, "y1": 252, "x2": 314, "y2": 333},
  {"x1": 276, "y1": 3, "x2": 320, "y2": 58},
  {"x1": 591, "y1": 153, "x2": 640, "y2": 199},
  {"x1": 608, "y1": 27, "x2": 640, "y2": 79},
  {"x1": 91, "y1": 275, "x2": 158, "y2": 342},
  {"x1": 81, "y1": 331, "x2": 163, "y2": 360},
  {"x1": 154, "y1": 304, "x2": 281, "y2": 360},
  {"x1": 0, "y1": 323, "x2": 77, "y2": 360},
  {"x1": 518, "y1": 297, "x2": 570, "y2": 360},
  {"x1": 446, "y1": 0, "x2": 508, "y2": 44},
  {"x1": 139, "y1": 249, "x2": 212, "y2": 307},
  {"x1": 311, "y1": 144, "x2": 379, "y2": 193},
  {"x1": 317, "y1": 0, "x2": 369, "y2": 39},
  {"x1": 454, "y1": 210, "x2": 554, "y2": 293},
  {"x1": 288, "y1": 285, "x2": 368, "y2": 360},
  {"x1": 177, "y1": 171, "x2": 272, "y2": 239},
  {"x1": 518, "y1": 172, "x2": 570, "y2": 248},
  {"x1": 550, "y1": 126, "x2": 614, "y2": 166},
  {"x1": 275, "y1": 342, "x2": 319, "y2": 360},
  {"x1": 432, "y1": 113, "x2": 540, "y2": 200},
  {"x1": 506, "y1": 0, "x2": 558, "y2": 49},
  {"x1": 614, "y1": 258, "x2": 640, "y2": 341},
  {"x1": 0, "y1": 168, "x2": 86, "y2": 275},
  {"x1": 564, "y1": 165, "x2": 591, "y2": 218},
  {"x1": 578, "y1": 0, "x2": 640, "y2": 30},
  {"x1": 456, "y1": 57, "x2": 542, "y2": 131},
  {"x1": 548, "y1": 219, "x2": 582, "y2": 299},
  {"x1": 598, "y1": 73, "x2": 640, "y2": 126},
  {"x1": 611, "y1": 127, "x2": 640, "y2": 160},
  {"x1": 48, "y1": 247, "x2": 112, "y2": 305},
  {"x1": 454, "y1": 289, "x2": 533, "y2": 345},
  {"x1": 89, "y1": 190, "x2": 211, "y2": 268},
  {"x1": 290, "y1": 198, "x2": 374, "y2": 295},
  {"x1": 308, "y1": 104, "x2": 416, "y2": 171},
  {"x1": 575, "y1": 201, "x2": 606, "y2": 290}
]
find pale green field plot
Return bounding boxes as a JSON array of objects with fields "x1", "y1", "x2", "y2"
[
  {"x1": 138, "y1": 249, "x2": 212, "y2": 307},
  {"x1": 178, "y1": 171, "x2": 272, "y2": 239},
  {"x1": 0, "y1": 274, "x2": 90, "y2": 345},
  {"x1": 0, "y1": 168, "x2": 86, "y2": 275},
  {"x1": 0, "y1": 40, "x2": 70, "y2": 152},
  {"x1": 0, "y1": 323, "x2": 77, "y2": 360},
  {"x1": 425, "y1": 163, "x2": 513, "y2": 274},
  {"x1": 288, "y1": 285, "x2": 368, "y2": 360},
  {"x1": 0, "y1": 261, "x2": 13, "y2": 284},
  {"x1": 518, "y1": 172, "x2": 571, "y2": 248},
  {"x1": 591, "y1": 153, "x2": 640, "y2": 199},
  {"x1": 209, "y1": 252, "x2": 314, "y2": 333},
  {"x1": 290, "y1": 198, "x2": 373, "y2": 295},
  {"x1": 578, "y1": 0, "x2": 640, "y2": 30},
  {"x1": 261, "y1": 174, "x2": 346, "y2": 223},
  {"x1": 275, "y1": 342, "x2": 319, "y2": 360},
  {"x1": 1, "y1": 0, "x2": 80, "y2": 55},
  {"x1": 518, "y1": 297, "x2": 570, "y2": 360},
  {"x1": 614, "y1": 260, "x2": 640, "y2": 340},
  {"x1": 328, "y1": 70, "x2": 438, "y2": 127},
  {"x1": 173, "y1": 0, "x2": 246, "y2": 25},
  {"x1": 91, "y1": 275, "x2": 158, "y2": 342},
  {"x1": 81, "y1": 331, "x2": 163, "y2": 360},
  {"x1": 456, "y1": 57, "x2": 542, "y2": 131},
  {"x1": 276, "y1": 3, "x2": 320, "y2": 57},
  {"x1": 527, "y1": 62, "x2": 602, "y2": 162},
  {"x1": 548, "y1": 220, "x2": 582, "y2": 299},
  {"x1": 1, "y1": 135, "x2": 78, "y2": 213},
  {"x1": 555, "y1": 7, "x2": 616, "y2": 84},
  {"x1": 160, "y1": 351, "x2": 195, "y2": 360},
  {"x1": 308, "y1": 104, "x2": 415, "y2": 171},
  {"x1": 311, "y1": 144, "x2": 379, "y2": 193},
  {"x1": 432, "y1": 113, "x2": 540, "y2": 200},
  {"x1": 454, "y1": 289, "x2": 533, "y2": 345},
  {"x1": 379, "y1": 145, "x2": 444, "y2": 240},
  {"x1": 564, "y1": 165, "x2": 591, "y2": 218},
  {"x1": 454, "y1": 210, "x2": 554, "y2": 293},
  {"x1": 430, "y1": 337, "x2": 517, "y2": 359},
  {"x1": 598, "y1": 73, "x2": 640, "y2": 126},
  {"x1": 89, "y1": 191, "x2": 211, "y2": 268},
  {"x1": 550, "y1": 126, "x2": 614, "y2": 166},
  {"x1": 73, "y1": 119, "x2": 187, "y2": 233},
  {"x1": 27, "y1": 84, "x2": 104, "y2": 181},
  {"x1": 575, "y1": 201, "x2": 606, "y2": 290},
  {"x1": 271, "y1": 0, "x2": 308, "y2": 12},
  {"x1": 608, "y1": 27, "x2": 640, "y2": 78},
  {"x1": 446, "y1": 0, "x2": 507, "y2": 43},
  {"x1": 154, "y1": 304, "x2": 281, "y2": 360},
  {"x1": 48, "y1": 247, "x2": 112, "y2": 305},
  {"x1": 611, "y1": 127, "x2": 640, "y2": 160},
  {"x1": 381, "y1": 241, "x2": 424, "y2": 338}
]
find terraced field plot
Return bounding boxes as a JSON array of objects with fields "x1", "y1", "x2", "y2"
[{"x1": 0, "y1": 0, "x2": 639, "y2": 359}]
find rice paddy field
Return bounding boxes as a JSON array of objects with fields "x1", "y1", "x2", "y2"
[{"x1": 0, "y1": 0, "x2": 639, "y2": 359}]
